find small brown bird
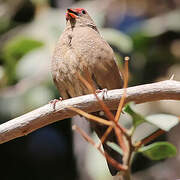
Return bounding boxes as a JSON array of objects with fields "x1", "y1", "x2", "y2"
[{"x1": 51, "y1": 8, "x2": 123, "y2": 175}]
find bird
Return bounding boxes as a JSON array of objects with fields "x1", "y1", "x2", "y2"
[{"x1": 51, "y1": 8, "x2": 123, "y2": 176}]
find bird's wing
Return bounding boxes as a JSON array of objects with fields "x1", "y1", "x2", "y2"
[{"x1": 72, "y1": 27, "x2": 123, "y2": 90}]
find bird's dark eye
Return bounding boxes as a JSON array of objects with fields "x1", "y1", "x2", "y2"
[{"x1": 82, "y1": 10, "x2": 86, "y2": 14}]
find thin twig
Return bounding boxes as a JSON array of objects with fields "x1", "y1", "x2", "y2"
[
  {"x1": 135, "y1": 130, "x2": 165, "y2": 148},
  {"x1": 115, "y1": 56, "x2": 129, "y2": 122},
  {"x1": 78, "y1": 68, "x2": 127, "y2": 151},
  {"x1": 99, "y1": 57, "x2": 130, "y2": 152},
  {"x1": 78, "y1": 71, "x2": 115, "y2": 122},
  {"x1": 72, "y1": 125, "x2": 128, "y2": 171},
  {"x1": 69, "y1": 107, "x2": 113, "y2": 126},
  {"x1": 72, "y1": 125, "x2": 96, "y2": 146},
  {"x1": 114, "y1": 125, "x2": 127, "y2": 152}
]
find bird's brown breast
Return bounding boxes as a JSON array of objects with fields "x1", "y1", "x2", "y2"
[{"x1": 51, "y1": 26, "x2": 123, "y2": 99}]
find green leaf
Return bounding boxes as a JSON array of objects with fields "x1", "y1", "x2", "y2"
[
  {"x1": 124, "y1": 102, "x2": 179, "y2": 131},
  {"x1": 138, "y1": 142, "x2": 177, "y2": 160},
  {"x1": 132, "y1": 122, "x2": 158, "y2": 143},
  {"x1": 2, "y1": 36, "x2": 44, "y2": 84},
  {"x1": 123, "y1": 102, "x2": 146, "y2": 128},
  {"x1": 3, "y1": 36, "x2": 44, "y2": 61},
  {"x1": 146, "y1": 114, "x2": 179, "y2": 131},
  {"x1": 106, "y1": 142, "x2": 123, "y2": 155}
]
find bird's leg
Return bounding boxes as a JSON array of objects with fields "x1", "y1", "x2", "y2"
[{"x1": 49, "y1": 97, "x2": 63, "y2": 110}]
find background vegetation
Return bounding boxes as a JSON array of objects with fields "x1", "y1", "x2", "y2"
[{"x1": 0, "y1": 0, "x2": 180, "y2": 179}]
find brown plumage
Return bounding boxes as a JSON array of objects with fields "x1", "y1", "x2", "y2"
[{"x1": 51, "y1": 8, "x2": 123, "y2": 176}]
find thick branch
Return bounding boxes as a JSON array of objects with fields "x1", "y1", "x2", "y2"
[{"x1": 0, "y1": 80, "x2": 180, "y2": 144}]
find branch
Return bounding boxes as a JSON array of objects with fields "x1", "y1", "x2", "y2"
[{"x1": 0, "y1": 80, "x2": 180, "y2": 144}]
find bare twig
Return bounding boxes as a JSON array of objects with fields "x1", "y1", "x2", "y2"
[
  {"x1": 72, "y1": 125, "x2": 96, "y2": 147},
  {"x1": 0, "y1": 80, "x2": 180, "y2": 144},
  {"x1": 78, "y1": 70, "x2": 115, "y2": 122},
  {"x1": 72, "y1": 125, "x2": 128, "y2": 171},
  {"x1": 115, "y1": 56, "x2": 129, "y2": 122},
  {"x1": 135, "y1": 130, "x2": 165, "y2": 148},
  {"x1": 69, "y1": 107, "x2": 113, "y2": 126},
  {"x1": 99, "y1": 56, "x2": 129, "y2": 152},
  {"x1": 77, "y1": 69, "x2": 127, "y2": 151}
]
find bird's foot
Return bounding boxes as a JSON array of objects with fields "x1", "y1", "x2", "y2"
[
  {"x1": 49, "y1": 97, "x2": 63, "y2": 110},
  {"x1": 95, "y1": 88, "x2": 108, "y2": 100}
]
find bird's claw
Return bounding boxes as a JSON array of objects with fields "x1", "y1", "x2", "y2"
[
  {"x1": 95, "y1": 88, "x2": 108, "y2": 100},
  {"x1": 49, "y1": 97, "x2": 63, "y2": 110}
]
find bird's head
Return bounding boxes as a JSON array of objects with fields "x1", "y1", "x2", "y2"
[
  {"x1": 66, "y1": 8, "x2": 88, "y2": 20},
  {"x1": 65, "y1": 8, "x2": 95, "y2": 28}
]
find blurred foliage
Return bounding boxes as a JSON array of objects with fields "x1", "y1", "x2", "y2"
[
  {"x1": 0, "y1": 17, "x2": 10, "y2": 34},
  {"x1": 101, "y1": 28, "x2": 133, "y2": 54},
  {"x1": 1, "y1": 36, "x2": 44, "y2": 85},
  {"x1": 0, "y1": 0, "x2": 180, "y2": 179},
  {"x1": 129, "y1": 10, "x2": 180, "y2": 85},
  {"x1": 131, "y1": 31, "x2": 177, "y2": 85}
]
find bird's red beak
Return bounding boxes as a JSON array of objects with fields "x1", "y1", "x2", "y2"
[{"x1": 66, "y1": 9, "x2": 79, "y2": 19}]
